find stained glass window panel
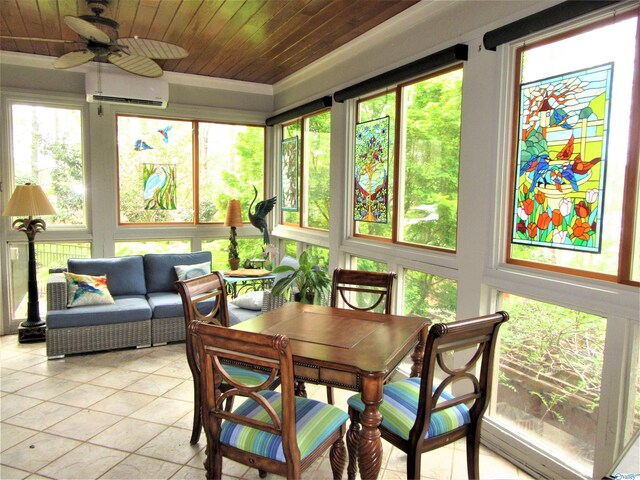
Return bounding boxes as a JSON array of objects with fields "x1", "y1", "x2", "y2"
[
  {"x1": 355, "y1": 94, "x2": 395, "y2": 238},
  {"x1": 354, "y1": 116, "x2": 390, "y2": 224},
  {"x1": 282, "y1": 121, "x2": 301, "y2": 225},
  {"x1": 143, "y1": 164, "x2": 177, "y2": 210},
  {"x1": 512, "y1": 64, "x2": 612, "y2": 253},
  {"x1": 281, "y1": 137, "x2": 299, "y2": 211}
]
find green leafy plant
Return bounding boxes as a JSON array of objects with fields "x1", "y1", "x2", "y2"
[{"x1": 271, "y1": 250, "x2": 331, "y2": 304}]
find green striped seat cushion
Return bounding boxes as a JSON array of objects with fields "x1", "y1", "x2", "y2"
[
  {"x1": 222, "y1": 365, "x2": 271, "y2": 387},
  {"x1": 347, "y1": 377, "x2": 470, "y2": 440},
  {"x1": 220, "y1": 390, "x2": 348, "y2": 462}
]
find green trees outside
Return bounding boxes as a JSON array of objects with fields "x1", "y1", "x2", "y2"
[{"x1": 304, "y1": 111, "x2": 331, "y2": 229}]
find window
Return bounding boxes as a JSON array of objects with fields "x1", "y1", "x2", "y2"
[
  {"x1": 199, "y1": 122, "x2": 266, "y2": 223},
  {"x1": 202, "y1": 238, "x2": 264, "y2": 271},
  {"x1": 10, "y1": 104, "x2": 86, "y2": 226},
  {"x1": 402, "y1": 269, "x2": 457, "y2": 322},
  {"x1": 280, "y1": 110, "x2": 331, "y2": 230},
  {"x1": 355, "y1": 67, "x2": 463, "y2": 251},
  {"x1": 507, "y1": 15, "x2": 639, "y2": 284},
  {"x1": 8, "y1": 242, "x2": 90, "y2": 320},
  {"x1": 492, "y1": 293, "x2": 606, "y2": 475},
  {"x1": 117, "y1": 115, "x2": 265, "y2": 225},
  {"x1": 115, "y1": 240, "x2": 191, "y2": 256}
]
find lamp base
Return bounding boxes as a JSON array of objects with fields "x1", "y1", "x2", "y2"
[{"x1": 18, "y1": 322, "x2": 46, "y2": 343}]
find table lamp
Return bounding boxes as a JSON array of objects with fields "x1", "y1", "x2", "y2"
[
  {"x1": 224, "y1": 199, "x2": 242, "y2": 270},
  {"x1": 3, "y1": 183, "x2": 56, "y2": 343}
]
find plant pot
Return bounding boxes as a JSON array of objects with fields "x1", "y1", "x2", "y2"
[
  {"x1": 294, "y1": 290, "x2": 315, "y2": 304},
  {"x1": 229, "y1": 257, "x2": 240, "y2": 270}
]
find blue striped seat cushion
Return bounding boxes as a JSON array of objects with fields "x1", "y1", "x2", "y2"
[
  {"x1": 220, "y1": 390, "x2": 348, "y2": 462},
  {"x1": 347, "y1": 377, "x2": 470, "y2": 440},
  {"x1": 222, "y1": 365, "x2": 272, "y2": 387}
]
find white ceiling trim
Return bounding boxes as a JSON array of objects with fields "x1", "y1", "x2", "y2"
[{"x1": 0, "y1": 51, "x2": 273, "y2": 96}]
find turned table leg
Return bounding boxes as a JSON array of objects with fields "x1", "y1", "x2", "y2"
[
  {"x1": 357, "y1": 373, "x2": 385, "y2": 479},
  {"x1": 410, "y1": 326, "x2": 428, "y2": 378}
]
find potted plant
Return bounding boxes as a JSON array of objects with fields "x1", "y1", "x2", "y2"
[{"x1": 271, "y1": 250, "x2": 331, "y2": 304}]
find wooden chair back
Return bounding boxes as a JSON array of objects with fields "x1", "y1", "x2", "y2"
[
  {"x1": 176, "y1": 272, "x2": 229, "y2": 444},
  {"x1": 330, "y1": 268, "x2": 396, "y2": 314},
  {"x1": 413, "y1": 312, "x2": 508, "y2": 449},
  {"x1": 191, "y1": 322, "x2": 342, "y2": 479}
]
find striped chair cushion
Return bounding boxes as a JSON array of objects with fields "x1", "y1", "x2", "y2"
[
  {"x1": 347, "y1": 377, "x2": 470, "y2": 440},
  {"x1": 222, "y1": 365, "x2": 272, "y2": 387},
  {"x1": 220, "y1": 390, "x2": 348, "y2": 462}
]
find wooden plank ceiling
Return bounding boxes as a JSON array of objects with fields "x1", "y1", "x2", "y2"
[{"x1": 0, "y1": 0, "x2": 420, "y2": 84}]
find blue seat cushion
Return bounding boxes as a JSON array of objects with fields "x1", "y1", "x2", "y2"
[
  {"x1": 347, "y1": 377, "x2": 470, "y2": 440},
  {"x1": 147, "y1": 291, "x2": 216, "y2": 319},
  {"x1": 47, "y1": 295, "x2": 151, "y2": 329},
  {"x1": 228, "y1": 303, "x2": 262, "y2": 326},
  {"x1": 220, "y1": 390, "x2": 348, "y2": 462},
  {"x1": 143, "y1": 252, "x2": 212, "y2": 293},
  {"x1": 68, "y1": 256, "x2": 146, "y2": 296}
]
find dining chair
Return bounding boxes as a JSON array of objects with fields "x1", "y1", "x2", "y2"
[
  {"x1": 325, "y1": 268, "x2": 397, "y2": 403},
  {"x1": 177, "y1": 272, "x2": 278, "y2": 445},
  {"x1": 191, "y1": 321, "x2": 350, "y2": 480},
  {"x1": 330, "y1": 268, "x2": 396, "y2": 314},
  {"x1": 345, "y1": 311, "x2": 509, "y2": 480}
]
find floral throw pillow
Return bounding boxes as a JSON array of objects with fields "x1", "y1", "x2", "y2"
[
  {"x1": 174, "y1": 262, "x2": 211, "y2": 281},
  {"x1": 65, "y1": 272, "x2": 115, "y2": 308}
]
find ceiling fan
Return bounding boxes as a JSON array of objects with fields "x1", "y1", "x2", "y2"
[{"x1": 4, "y1": 0, "x2": 188, "y2": 78}]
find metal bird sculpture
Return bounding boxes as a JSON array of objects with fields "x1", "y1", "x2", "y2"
[{"x1": 248, "y1": 186, "x2": 277, "y2": 244}]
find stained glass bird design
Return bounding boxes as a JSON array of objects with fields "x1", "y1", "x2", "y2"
[
  {"x1": 144, "y1": 168, "x2": 167, "y2": 200},
  {"x1": 248, "y1": 185, "x2": 277, "y2": 244},
  {"x1": 135, "y1": 140, "x2": 153, "y2": 151},
  {"x1": 158, "y1": 125, "x2": 172, "y2": 143},
  {"x1": 571, "y1": 155, "x2": 601, "y2": 175},
  {"x1": 550, "y1": 163, "x2": 578, "y2": 192}
]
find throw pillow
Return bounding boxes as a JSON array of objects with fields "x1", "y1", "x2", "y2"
[
  {"x1": 65, "y1": 272, "x2": 115, "y2": 308},
  {"x1": 230, "y1": 290, "x2": 264, "y2": 310},
  {"x1": 174, "y1": 261, "x2": 211, "y2": 281}
]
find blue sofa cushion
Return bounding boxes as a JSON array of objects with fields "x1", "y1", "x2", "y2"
[
  {"x1": 228, "y1": 303, "x2": 262, "y2": 326},
  {"x1": 68, "y1": 256, "x2": 146, "y2": 297},
  {"x1": 147, "y1": 291, "x2": 216, "y2": 319},
  {"x1": 47, "y1": 295, "x2": 151, "y2": 329},
  {"x1": 144, "y1": 252, "x2": 212, "y2": 293}
]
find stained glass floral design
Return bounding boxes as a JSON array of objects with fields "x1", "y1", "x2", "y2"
[
  {"x1": 143, "y1": 163, "x2": 176, "y2": 210},
  {"x1": 512, "y1": 63, "x2": 612, "y2": 252},
  {"x1": 354, "y1": 116, "x2": 389, "y2": 223}
]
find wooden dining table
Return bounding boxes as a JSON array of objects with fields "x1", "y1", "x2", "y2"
[{"x1": 231, "y1": 301, "x2": 430, "y2": 480}]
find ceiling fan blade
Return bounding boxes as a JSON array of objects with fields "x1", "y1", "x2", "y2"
[
  {"x1": 64, "y1": 16, "x2": 111, "y2": 44},
  {"x1": 108, "y1": 53, "x2": 163, "y2": 77},
  {"x1": 0, "y1": 36, "x2": 80, "y2": 44},
  {"x1": 53, "y1": 50, "x2": 96, "y2": 69},
  {"x1": 118, "y1": 38, "x2": 188, "y2": 59}
]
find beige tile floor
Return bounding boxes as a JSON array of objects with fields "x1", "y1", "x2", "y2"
[{"x1": 0, "y1": 334, "x2": 536, "y2": 480}]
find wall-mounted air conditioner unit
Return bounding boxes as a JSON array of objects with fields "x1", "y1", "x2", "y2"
[{"x1": 85, "y1": 71, "x2": 169, "y2": 108}]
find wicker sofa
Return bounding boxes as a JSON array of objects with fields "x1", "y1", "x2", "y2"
[{"x1": 46, "y1": 251, "x2": 213, "y2": 358}]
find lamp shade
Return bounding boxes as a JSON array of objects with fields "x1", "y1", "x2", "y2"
[
  {"x1": 224, "y1": 199, "x2": 242, "y2": 227},
  {"x1": 3, "y1": 184, "x2": 56, "y2": 217}
]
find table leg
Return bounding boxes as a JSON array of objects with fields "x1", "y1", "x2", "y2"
[
  {"x1": 357, "y1": 373, "x2": 385, "y2": 479},
  {"x1": 410, "y1": 326, "x2": 428, "y2": 378}
]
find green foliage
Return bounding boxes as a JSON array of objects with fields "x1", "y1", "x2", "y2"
[
  {"x1": 40, "y1": 136, "x2": 84, "y2": 225},
  {"x1": 499, "y1": 294, "x2": 606, "y2": 424},
  {"x1": 271, "y1": 250, "x2": 331, "y2": 304}
]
